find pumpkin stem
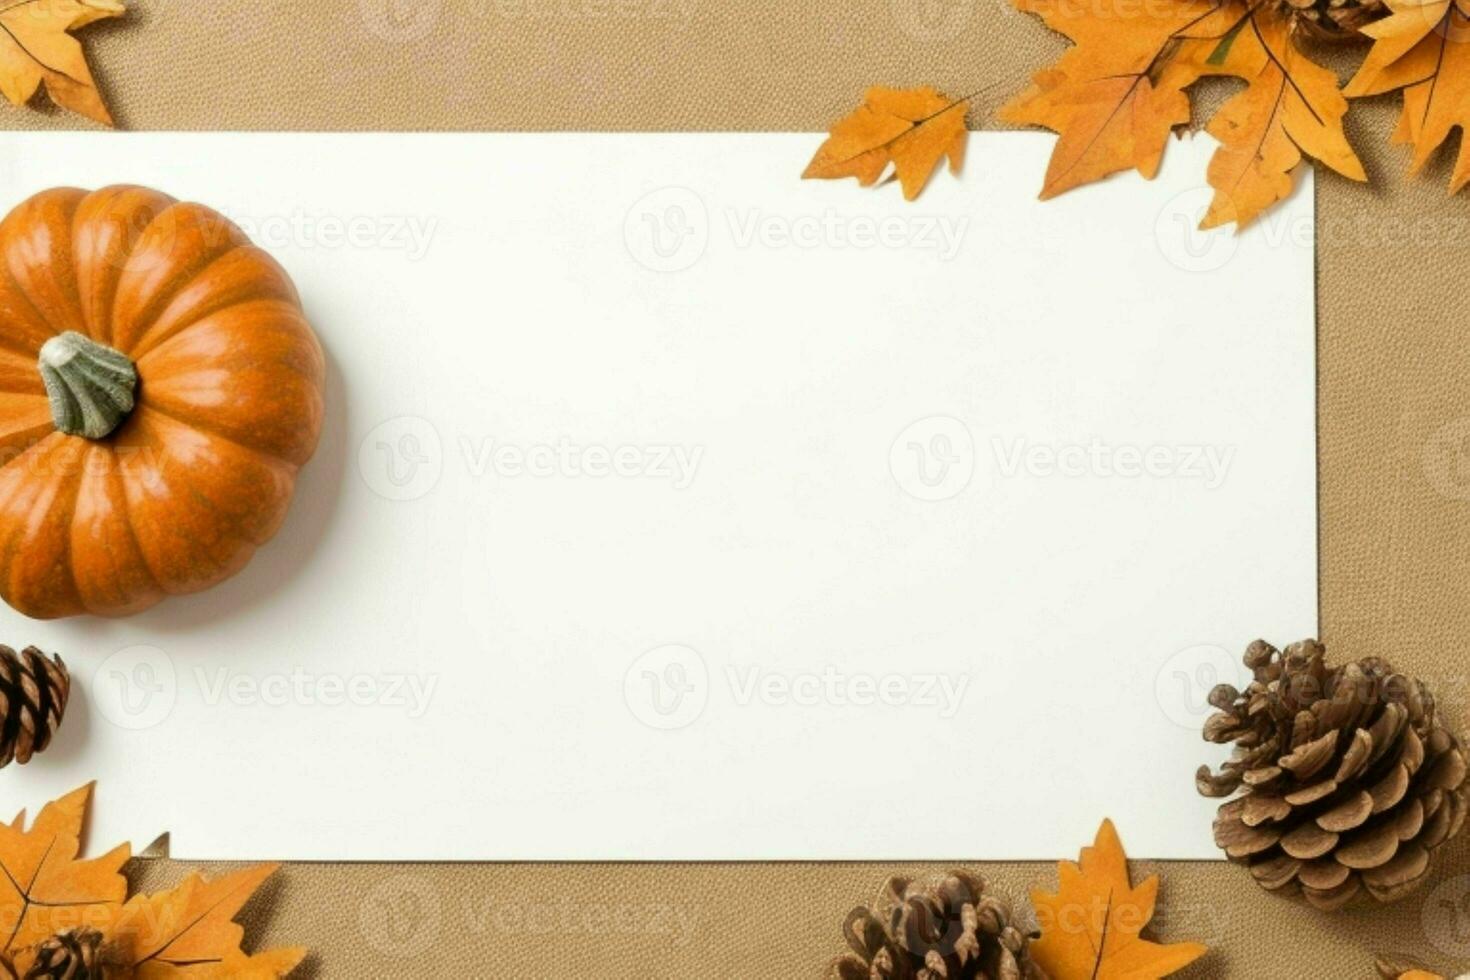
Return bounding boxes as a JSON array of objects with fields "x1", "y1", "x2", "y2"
[{"x1": 37, "y1": 332, "x2": 138, "y2": 440}]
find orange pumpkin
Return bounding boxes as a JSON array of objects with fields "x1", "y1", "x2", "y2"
[{"x1": 0, "y1": 186, "x2": 325, "y2": 619}]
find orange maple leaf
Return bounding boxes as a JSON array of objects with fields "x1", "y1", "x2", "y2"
[
  {"x1": 1183, "y1": 3, "x2": 1366, "y2": 228},
  {"x1": 0, "y1": 783, "x2": 129, "y2": 956},
  {"x1": 803, "y1": 86, "x2": 969, "y2": 200},
  {"x1": 1376, "y1": 953, "x2": 1460, "y2": 980},
  {"x1": 1005, "y1": 0, "x2": 1366, "y2": 228},
  {"x1": 200, "y1": 948, "x2": 309, "y2": 979},
  {"x1": 1, "y1": 787, "x2": 301, "y2": 979},
  {"x1": 1346, "y1": 0, "x2": 1470, "y2": 192},
  {"x1": 107, "y1": 864, "x2": 304, "y2": 978},
  {"x1": 1000, "y1": 0, "x2": 1215, "y2": 198},
  {"x1": 0, "y1": 0, "x2": 125, "y2": 125},
  {"x1": 1030, "y1": 820, "x2": 1207, "y2": 979}
]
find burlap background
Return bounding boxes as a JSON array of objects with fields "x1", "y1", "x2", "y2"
[{"x1": 7, "y1": 1, "x2": 1470, "y2": 976}]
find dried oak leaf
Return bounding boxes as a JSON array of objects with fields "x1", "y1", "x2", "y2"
[
  {"x1": 0, "y1": 783, "x2": 128, "y2": 957},
  {"x1": 0, "y1": 0, "x2": 123, "y2": 125},
  {"x1": 1346, "y1": 0, "x2": 1470, "y2": 192},
  {"x1": 804, "y1": 86, "x2": 969, "y2": 200},
  {"x1": 1000, "y1": 0, "x2": 1212, "y2": 198},
  {"x1": 101, "y1": 864, "x2": 304, "y2": 979},
  {"x1": 1188, "y1": 5, "x2": 1366, "y2": 227},
  {"x1": 204, "y1": 948, "x2": 310, "y2": 979},
  {"x1": 1376, "y1": 954, "x2": 1466, "y2": 980},
  {"x1": 1004, "y1": 0, "x2": 1366, "y2": 229},
  {"x1": 2, "y1": 787, "x2": 302, "y2": 979},
  {"x1": 1030, "y1": 820, "x2": 1206, "y2": 979}
]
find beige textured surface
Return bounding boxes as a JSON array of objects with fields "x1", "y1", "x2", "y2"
[{"x1": 9, "y1": 1, "x2": 1470, "y2": 976}]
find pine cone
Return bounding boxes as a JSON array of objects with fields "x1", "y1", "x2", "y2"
[
  {"x1": 23, "y1": 928, "x2": 102, "y2": 980},
  {"x1": 829, "y1": 871, "x2": 1048, "y2": 980},
  {"x1": 1198, "y1": 639, "x2": 1470, "y2": 911},
  {"x1": 0, "y1": 646, "x2": 69, "y2": 769},
  {"x1": 1283, "y1": 0, "x2": 1386, "y2": 41}
]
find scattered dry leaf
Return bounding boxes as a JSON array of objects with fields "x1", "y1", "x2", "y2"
[
  {"x1": 0, "y1": 783, "x2": 128, "y2": 956},
  {"x1": 203, "y1": 948, "x2": 311, "y2": 979},
  {"x1": 1380, "y1": 966, "x2": 1450, "y2": 979},
  {"x1": 1003, "y1": 0, "x2": 1366, "y2": 228},
  {"x1": 804, "y1": 86, "x2": 969, "y2": 200},
  {"x1": 0, "y1": 0, "x2": 124, "y2": 125},
  {"x1": 1000, "y1": 0, "x2": 1212, "y2": 199},
  {"x1": 105, "y1": 865, "x2": 305, "y2": 978},
  {"x1": 1184, "y1": 4, "x2": 1366, "y2": 228},
  {"x1": 1376, "y1": 954, "x2": 1461, "y2": 980},
  {"x1": 1346, "y1": 0, "x2": 1470, "y2": 192},
  {"x1": 1030, "y1": 819, "x2": 1207, "y2": 979},
  {"x1": 1, "y1": 785, "x2": 301, "y2": 978}
]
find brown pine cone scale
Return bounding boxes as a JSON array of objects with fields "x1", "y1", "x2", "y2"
[
  {"x1": 1198, "y1": 640, "x2": 1470, "y2": 911},
  {"x1": 23, "y1": 927, "x2": 102, "y2": 980},
  {"x1": 829, "y1": 871, "x2": 1047, "y2": 980},
  {"x1": 1283, "y1": 0, "x2": 1387, "y2": 40},
  {"x1": 0, "y1": 645, "x2": 69, "y2": 769}
]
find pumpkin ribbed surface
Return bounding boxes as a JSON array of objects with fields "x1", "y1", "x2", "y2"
[{"x1": 0, "y1": 186, "x2": 325, "y2": 619}]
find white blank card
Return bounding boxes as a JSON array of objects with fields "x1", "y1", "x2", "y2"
[{"x1": 0, "y1": 132, "x2": 1316, "y2": 860}]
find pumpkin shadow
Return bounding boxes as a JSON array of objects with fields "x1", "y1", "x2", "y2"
[{"x1": 120, "y1": 348, "x2": 350, "y2": 633}]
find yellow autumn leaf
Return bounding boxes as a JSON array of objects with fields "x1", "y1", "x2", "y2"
[
  {"x1": 1004, "y1": 0, "x2": 1365, "y2": 229},
  {"x1": 1346, "y1": 0, "x2": 1470, "y2": 192},
  {"x1": 1000, "y1": 0, "x2": 1215, "y2": 198},
  {"x1": 201, "y1": 948, "x2": 311, "y2": 979},
  {"x1": 804, "y1": 86, "x2": 969, "y2": 200},
  {"x1": 109, "y1": 864, "x2": 304, "y2": 978},
  {"x1": 1376, "y1": 953, "x2": 1457, "y2": 980},
  {"x1": 2, "y1": 787, "x2": 302, "y2": 978},
  {"x1": 0, "y1": 0, "x2": 124, "y2": 125},
  {"x1": 1181, "y1": 3, "x2": 1367, "y2": 228},
  {"x1": 0, "y1": 783, "x2": 129, "y2": 957},
  {"x1": 1030, "y1": 819, "x2": 1207, "y2": 979}
]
